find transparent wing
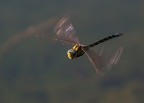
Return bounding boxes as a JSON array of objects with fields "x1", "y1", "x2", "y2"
[
  {"x1": 83, "y1": 47, "x2": 123, "y2": 77},
  {"x1": 54, "y1": 16, "x2": 80, "y2": 45}
]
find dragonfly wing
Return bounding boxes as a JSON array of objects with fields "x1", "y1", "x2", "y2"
[
  {"x1": 82, "y1": 47, "x2": 123, "y2": 77},
  {"x1": 54, "y1": 16, "x2": 80, "y2": 45}
]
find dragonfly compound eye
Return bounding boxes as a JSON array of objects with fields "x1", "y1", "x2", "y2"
[{"x1": 67, "y1": 49, "x2": 75, "y2": 59}]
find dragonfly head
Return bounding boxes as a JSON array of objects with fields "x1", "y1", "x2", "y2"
[{"x1": 67, "y1": 49, "x2": 76, "y2": 59}]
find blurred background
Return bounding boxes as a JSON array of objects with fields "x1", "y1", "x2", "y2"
[{"x1": 0, "y1": 0, "x2": 144, "y2": 103}]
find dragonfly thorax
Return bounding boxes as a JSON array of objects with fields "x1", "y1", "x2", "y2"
[{"x1": 67, "y1": 44, "x2": 84, "y2": 59}]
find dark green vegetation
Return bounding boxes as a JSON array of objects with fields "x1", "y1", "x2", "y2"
[{"x1": 0, "y1": 0, "x2": 144, "y2": 103}]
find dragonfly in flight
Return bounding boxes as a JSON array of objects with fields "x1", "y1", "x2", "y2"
[{"x1": 54, "y1": 16, "x2": 123, "y2": 77}]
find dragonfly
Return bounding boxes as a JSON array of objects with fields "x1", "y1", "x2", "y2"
[{"x1": 54, "y1": 16, "x2": 123, "y2": 77}]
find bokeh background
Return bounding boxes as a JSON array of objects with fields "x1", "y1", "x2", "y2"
[{"x1": 0, "y1": 0, "x2": 144, "y2": 103}]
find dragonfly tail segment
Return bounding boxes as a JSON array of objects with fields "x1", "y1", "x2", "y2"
[{"x1": 86, "y1": 33, "x2": 123, "y2": 48}]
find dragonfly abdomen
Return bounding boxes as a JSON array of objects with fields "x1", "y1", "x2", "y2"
[{"x1": 87, "y1": 33, "x2": 123, "y2": 48}]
